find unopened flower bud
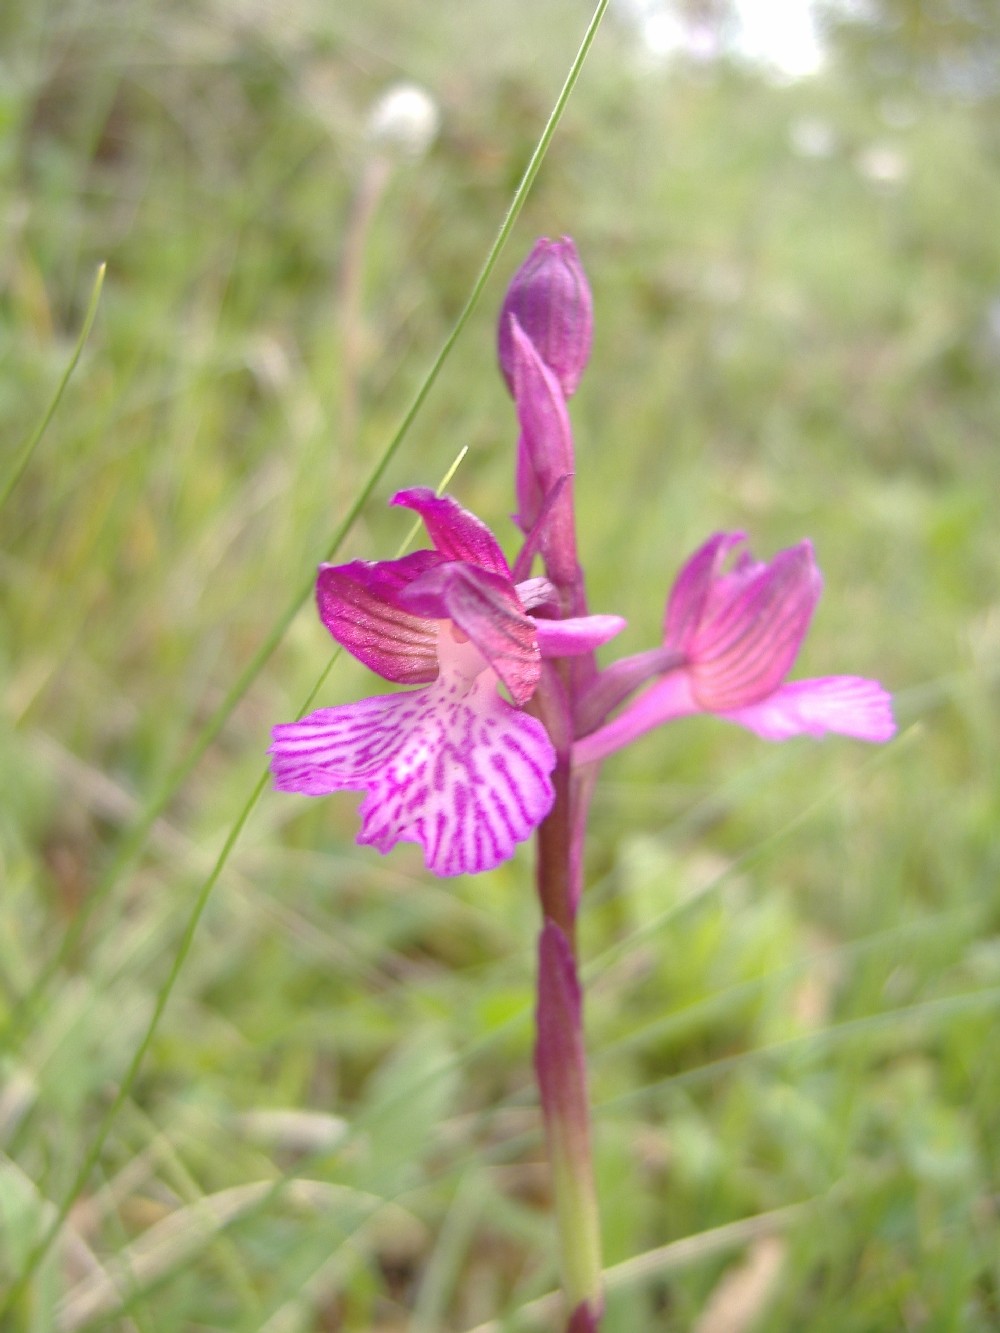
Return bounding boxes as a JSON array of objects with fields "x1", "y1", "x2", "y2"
[
  {"x1": 366, "y1": 82, "x2": 440, "y2": 159},
  {"x1": 498, "y1": 237, "x2": 593, "y2": 398}
]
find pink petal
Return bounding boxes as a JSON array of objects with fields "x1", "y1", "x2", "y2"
[
  {"x1": 663, "y1": 532, "x2": 747, "y2": 654},
  {"x1": 270, "y1": 671, "x2": 556, "y2": 878},
  {"x1": 535, "y1": 614, "x2": 627, "y2": 658},
  {"x1": 515, "y1": 429, "x2": 545, "y2": 538},
  {"x1": 665, "y1": 534, "x2": 822, "y2": 711},
  {"x1": 316, "y1": 554, "x2": 441, "y2": 683},
  {"x1": 508, "y1": 318, "x2": 574, "y2": 492},
  {"x1": 508, "y1": 319, "x2": 579, "y2": 585},
  {"x1": 722, "y1": 676, "x2": 897, "y2": 742},
  {"x1": 391, "y1": 488, "x2": 511, "y2": 579},
  {"x1": 511, "y1": 475, "x2": 570, "y2": 583},
  {"x1": 400, "y1": 561, "x2": 541, "y2": 705}
]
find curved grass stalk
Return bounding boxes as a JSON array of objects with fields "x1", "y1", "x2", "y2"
[
  {"x1": 0, "y1": 263, "x2": 106, "y2": 513},
  {"x1": 3, "y1": 0, "x2": 611, "y2": 1048},
  {"x1": 0, "y1": 5, "x2": 612, "y2": 1309}
]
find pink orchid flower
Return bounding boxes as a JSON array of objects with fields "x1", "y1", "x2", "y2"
[
  {"x1": 575, "y1": 531, "x2": 895, "y2": 766},
  {"x1": 270, "y1": 488, "x2": 623, "y2": 876}
]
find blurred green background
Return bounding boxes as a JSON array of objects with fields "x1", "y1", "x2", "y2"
[{"x1": 2, "y1": 1, "x2": 999, "y2": 1328}]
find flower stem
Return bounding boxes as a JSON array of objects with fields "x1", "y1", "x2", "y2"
[
  {"x1": 533, "y1": 667, "x2": 603, "y2": 1326},
  {"x1": 537, "y1": 758, "x2": 576, "y2": 943},
  {"x1": 534, "y1": 918, "x2": 604, "y2": 1330}
]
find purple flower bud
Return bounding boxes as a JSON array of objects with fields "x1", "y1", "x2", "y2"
[{"x1": 498, "y1": 237, "x2": 593, "y2": 398}]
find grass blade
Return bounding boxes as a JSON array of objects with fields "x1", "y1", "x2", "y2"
[
  {"x1": 0, "y1": 263, "x2": 106, "y2": 514},
  {"x1": 0, "y1": 6, "x2": 612, "y2": 1308}
]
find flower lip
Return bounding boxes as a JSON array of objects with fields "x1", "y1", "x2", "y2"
[{"x1": 270, "y1": 655, "x2": 557, "y2": 876}]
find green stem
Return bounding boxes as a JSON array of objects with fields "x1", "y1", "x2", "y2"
[{"x1": 0, "y1": 262, "x2": 106, "y2": 513}]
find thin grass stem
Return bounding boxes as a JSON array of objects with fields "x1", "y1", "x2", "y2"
[
  {"x1": 4, "y1": 0, "x2": 610, "y2": 1047},
  {"x1": 0, "y1": 4, "x2": 611, "y2": 1308},
  {"x1": 0, "y1": 262, "x2": 106, "y2": 513}
]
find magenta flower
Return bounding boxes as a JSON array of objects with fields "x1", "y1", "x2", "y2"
[
  {"x1": 575, "y1": 531, "x2": 895, "y2": 766},
  {"x1": 270, "y1": 488, "x2": 623, "y2": 876}
]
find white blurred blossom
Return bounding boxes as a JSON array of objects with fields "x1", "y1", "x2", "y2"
[
  {"x1": 856, "y1": 143, "x2": 909, "y2": 189},
  {"x1": 366, "y1": 82, "x2": 440, "y2": 159}
]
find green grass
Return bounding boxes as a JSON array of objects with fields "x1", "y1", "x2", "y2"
[{"x1": 2, "y1": 2, "x2": 1000, "y2": 1329}]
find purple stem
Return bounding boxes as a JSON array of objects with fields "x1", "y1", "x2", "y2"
[{"x1": 529, "y1": 559, "x2": 604, "y2": 1330}]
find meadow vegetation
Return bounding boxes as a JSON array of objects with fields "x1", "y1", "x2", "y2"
[{"x1": 2, "y1": 1, "x2": 999, "y2": 1328}]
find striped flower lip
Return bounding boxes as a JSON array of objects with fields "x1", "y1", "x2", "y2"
[
  {"x1": 574, "y1": 532, "x2": 895, "y2": 767},
  {"x1": 269, "y1": 488, "x2": 624, "y2": 876}
]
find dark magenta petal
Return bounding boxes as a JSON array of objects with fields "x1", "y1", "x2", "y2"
[
  {"x1": 316, "y1": 552, "x2": 441, "y2": 683},
  {"x1": 399, "y1": 561, "x2": 541, "y2": 705},
  {"x1": 269, "y1": 674, "x2": 556, "y2": 876},
  {"x1": 498, "y1": 237, "x2": 593, "y2": 399},
  {"x1": 390, "y1": 488, "x2": 511, "y2": 578}
]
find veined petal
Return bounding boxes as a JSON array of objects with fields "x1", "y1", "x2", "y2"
[
  {"x1": 391, "y1": 488, "x2": 511, "y2": 579},
  {"x1": 665, "y1": 534, "x2": 822, "y2": 711},
  {"x1": 400, "y1": 561, "x2": 541, "y2": 705},
  {"x1": 573, "y1": 669, "x2": 896, "y2": 766},
  {"x1": 663, "y1": 532, "x2": 747, "y2": 654},
  {"x1": 535, "y1": 614, "x2": 627, "y2": 658},
  {"x1": 269, "y1": 672, "x2": 556, "y2": 877},
  {"x1": 722, "y1": 676, "x2": 897, "y2": 742},
  {"x1": 316, "y1": 553, "x2": 441, "y2": 683}
]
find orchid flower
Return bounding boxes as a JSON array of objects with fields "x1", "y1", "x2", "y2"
[
  {"x1": 270, "y1": 487, "x2": 622, "y2": 877},
  {"x1": 269, "y1": 235, "x2": 897, "y2": 1333},
  {"x1": 575, "y1": 531, "x2": 895, "y2": 766}
]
